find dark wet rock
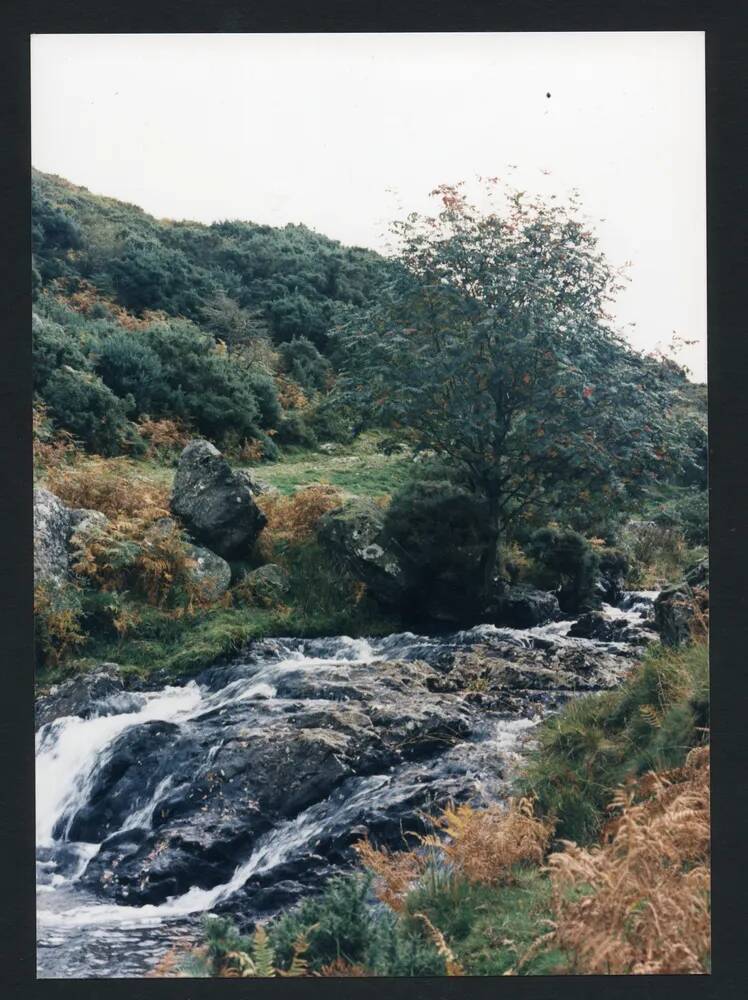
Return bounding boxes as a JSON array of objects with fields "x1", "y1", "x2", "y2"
[
  {"x1": 34, "y1": 488, "x2": 71, "y2": 585},
  {"x1": 35, "y1": 665, "x2": 126, "y2": 730},
  {"x1": 62, "y1": 721, "x2": 183, "y2": 843},
  {"x1": 317, "y1": 499, "x2": 406, "y2": 606},
  {"x1": 170, "y1": 439, "x2": 266, "y2": 559},
  {"x1": 654, "y1": 558, "x2": 709, "y2": 647},
  {"x1": 486, "y1": 586, "x2": 560, "y2": 628}
]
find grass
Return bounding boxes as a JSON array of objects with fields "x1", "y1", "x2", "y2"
[
  {"x1": 249, "y1": 433, "x2": 413, "y2": 498},
  {"x1": 405, "y1": 867, "x2": 567, "y2": 975},
  {"x1": 518, "y1": 640, "x2": 709, "y2": 843}
]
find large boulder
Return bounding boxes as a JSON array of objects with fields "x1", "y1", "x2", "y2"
[
  {"x1": 487, "y1": 585, "x2": 560, "y2": 629},
  {"x1": 654, "y1": 558, "x2": 709, "y2": 647},
  {"x1": 317, "y1": 499, "x2": 407, "y2": 606},
  {"x1": 170, "y1": 440, "x2": 266, "y2": 559},
  {"x1": 34, "y1": 488, "x2": 72, "y2": 585}
]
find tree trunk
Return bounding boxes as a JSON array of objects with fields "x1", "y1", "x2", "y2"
[{"x1": 480, "y1": 493, "x2": 502, "y2": 602}]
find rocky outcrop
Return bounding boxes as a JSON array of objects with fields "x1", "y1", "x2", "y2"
[
  {"x1": 33, "y1": 488, "x2": 71, "y2": 585},
  {"x1": 170, "y1": 440, "x2": 266, "y2": 559},
  {"x1": 317, "y1": 499, "x2": 406, "y2": 606},
  {"x1": 654, "y1": 558, "x2": 709, "y2": 647}
]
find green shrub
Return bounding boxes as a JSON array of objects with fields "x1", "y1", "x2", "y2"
[
  {"x1": 652, "y1": 488, "x2": 708, "y2": 547},
  {"x1": 274, "y1": 410, "x2": 318, "y2": 449},
  {"x1": 32, "y1": 312, "x2": 92, "y2": 391},
  {"x1": 94, "y1": 329, "x2": 163, "y2": 414},
  {"x1": 141, "y1": 320, "x2": 264, "y2": 444},
  {"x1": 526, "y1": 527, "x2": 600, "y2": 613},
  {"x1": 278, "y1": 336, "x2": 331, "y2": 392},
  {"x1": 384, "y1": 479, "x2": 490, "y2": 618},
  {"x1": 269, "y1": 875, "x2": 374, "y2": 972},
  {"x1": 43, "y1": 368, "x2": 143, "y2": 456}
]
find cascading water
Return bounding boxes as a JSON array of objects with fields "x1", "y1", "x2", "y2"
[{"x1": 36, "y1": 592, "x2": 657, "y2": 978}]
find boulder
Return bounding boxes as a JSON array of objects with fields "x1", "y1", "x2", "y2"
[
  {"x1": 239, "y1": 563, "x2": 290, "y2": 605},
  {"x1": 170, "y1": 440, "x2": 267, "y2": 559},
  {"x1": 654, "y1": 558, "x2": 709, "y2": 647},
  {"x1": 33, "y1": 488, "x2": 71, "y2": 585},
  {"x1": 317, "y1": 499, "x2": 406, "y2": 606},
  {"x1": 186, "y1": 543, "x2": 232, "y2": 601},
  {"x1": 568, "y1": 611, "x2": 622, "y2": 642},
  {"x1": 487, "y1": 585, "x2": 559, "y2": 629}
]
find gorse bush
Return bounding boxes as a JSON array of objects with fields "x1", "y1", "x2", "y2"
[
  {"x1": 278, "y1": 336, "x2": 331, "y2": 392},
  {"x1": 94, "y1": 330, "x2": 164, "y2": 414}
]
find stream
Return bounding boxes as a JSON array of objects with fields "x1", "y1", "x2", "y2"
[{"x1": 36, "y1": 592, "x2": 657, "y2": 978}]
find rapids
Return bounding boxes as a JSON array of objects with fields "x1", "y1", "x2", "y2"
[{"x1": 36, "y1": 593, "x2": 656, "y2": 977}]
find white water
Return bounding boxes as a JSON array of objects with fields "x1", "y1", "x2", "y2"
[{"x1": 36, "y1": 595, "x2": 657, "y2": 973}]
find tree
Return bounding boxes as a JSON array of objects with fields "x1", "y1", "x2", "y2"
[{"x1": 336, "y1": 183, "x2": 687, "y2": 600}]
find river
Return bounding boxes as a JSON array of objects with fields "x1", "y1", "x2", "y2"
[{"x1": 36, "y1": 592, "x2": 657, "y2": 978}]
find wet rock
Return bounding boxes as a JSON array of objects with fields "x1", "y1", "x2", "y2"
[
  {"x1": 170, "y1": 439, "x2": 266, "y2": 559},
  {"x1": 63, "y1": 720, "x2": 182, "y2": 842},
  {"x1": 35, "y1": 664, "x2": 126, "y2": 730},
  {"x1": 239, "y1": 563, "x2": 290, "y2": 605},
  {"x1": 487, "y1": 586, "x2": 560, "y2": 628}
]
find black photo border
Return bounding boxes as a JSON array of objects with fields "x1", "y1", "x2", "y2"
[{"x1": 1, "y1": 2, "x2": 746, "y2": 998}]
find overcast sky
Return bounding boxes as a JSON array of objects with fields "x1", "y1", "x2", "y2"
[{"x1": 31, "y1": 32, "x2": 706, "y2": 381}]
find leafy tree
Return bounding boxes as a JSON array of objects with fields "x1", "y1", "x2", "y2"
[{"x1": 336, "y1": 183, "x2": 688, "y2": 600}]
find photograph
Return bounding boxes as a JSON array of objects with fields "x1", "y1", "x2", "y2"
[{"x1": 31, "y1": 31, "x2": 709, "y2": 979}]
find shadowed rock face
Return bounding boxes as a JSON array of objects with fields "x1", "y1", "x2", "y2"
[
  {"x1": 170, "y1": 439, "x2": 266, "y2": 559},
  {"x1": 654, "y1": 558, "x2": 709, "y2": 647}
]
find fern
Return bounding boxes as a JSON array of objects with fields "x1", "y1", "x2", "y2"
[{"x1": 252, "y1": 926, "x2": 276, "y2": 977}]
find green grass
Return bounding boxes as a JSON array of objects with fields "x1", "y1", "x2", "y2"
[
  {"x1": 247, "y1": 432, "x2": 413, "y2": 498},
  {"x1": 404, "y1": 867, "x2": 567, "y2": 975},
  {"x1": 518, "y1": 640, "x2": 709, "y2": 843}
]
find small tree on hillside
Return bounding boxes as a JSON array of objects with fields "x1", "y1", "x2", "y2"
[{"x1": 336, "y1": 182, "x2": 688, "y2": 599}]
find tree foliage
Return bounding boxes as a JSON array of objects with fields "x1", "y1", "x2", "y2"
[{"x1": 336, "y1": 182, "x2": 692, "y2": 595}]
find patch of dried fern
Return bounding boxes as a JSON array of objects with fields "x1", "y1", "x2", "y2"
[
  {"x1": 46, "y1": 457, "x2": 170, "y2": 521},
  {"x1": 546, "y1": 744, "x2": 710, "y2": 975},
  {"x1": 355, "y1": 798, "x2": 553, "y2": 913},
  {"x1": 257, "y1": 485, "x2": 344, "y2": 548}
]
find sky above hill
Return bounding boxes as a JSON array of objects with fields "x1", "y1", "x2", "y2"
[{"x1": 31, "y1": 32, "x2": 706, "y2": 380}]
